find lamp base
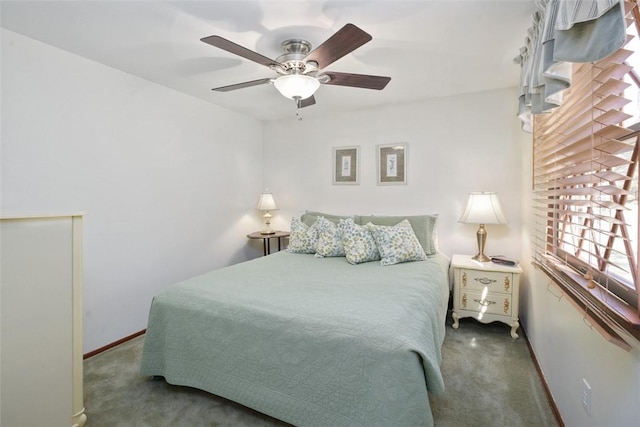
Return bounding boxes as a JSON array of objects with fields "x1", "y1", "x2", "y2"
[
  {"x1": 473, "y1": 224, "x2": 490, "y2": 262},
  {"x1": 260, "y1": 211, "x2": 275, "y2": 235},
  {"x1": 471, "y1": 253, "x2": 491, "y2": 262}
]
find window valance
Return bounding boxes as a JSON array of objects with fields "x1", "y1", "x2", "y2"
[{"x1": 515, "y1": 0, "x2": 627, "y2": 132}]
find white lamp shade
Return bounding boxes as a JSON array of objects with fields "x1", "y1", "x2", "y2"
[
  {"x1": 458, "y1": 192, "x2": 507, "y2": 224},
  {"x1": 256, "y1": 192, "x2": 277, "y2": 211},
  {"x1": 273, "y1": 74, "x2": 320, "y2": 100}
]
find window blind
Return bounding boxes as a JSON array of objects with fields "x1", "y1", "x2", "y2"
[{"x1": 532, "y1": 7, "x2": 640, "y2": 321}]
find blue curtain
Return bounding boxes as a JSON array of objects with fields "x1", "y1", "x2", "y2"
[{"x1": 515, "y1": 0, "x2": 627, "y2": 132}]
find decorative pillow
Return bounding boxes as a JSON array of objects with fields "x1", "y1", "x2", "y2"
[
  {"x1": 358, "y1": 214, "x2": 438, "y2": 255},
  {"x1": 288, "y1": 217, "x2": 319, "y2": 254},
  {"x1": 301, "y1": 211, "x2": 358, "y2": 227},
  {"x1": 367, "y1": 219, "x2": 427, "y2": 266},
  {"x1": 315, "y1": 217, "x2": 346, "y2": 258},
  {"x1": 338, "y1": 218, "x2": 380, "y2": 265}
]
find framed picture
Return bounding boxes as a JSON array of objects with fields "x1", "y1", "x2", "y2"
[
  {"x1": 333, "y1": 146, "x2": 359, "y2": 185},
  {"x1": 377, "y1": 143, "x2": 407, "y2": 185}
]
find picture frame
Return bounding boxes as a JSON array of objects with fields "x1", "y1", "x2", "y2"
[
  {"x1": 377, "y1": 143, "x2": 407, "y2": 185},
  {"x1": 333, "y1": 146, "x2": 360, "y2": 185}
]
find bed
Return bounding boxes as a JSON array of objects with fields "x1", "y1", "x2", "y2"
[{"x1": 140, "y1": 215, "x2": 450, "y2": 426}]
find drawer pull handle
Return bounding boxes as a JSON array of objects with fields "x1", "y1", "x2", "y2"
[
  {"x1": 475, "y1": 277, "x2": 496, "y2": 285},
  {"x1": 473, "y1": 298, "x2": 496, "y2": 307}
]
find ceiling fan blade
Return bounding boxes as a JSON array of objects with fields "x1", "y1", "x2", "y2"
[
  {"x1": 212, "y1": 78, "x2": 273, "y2": 92},
  {"x1": 303, "y1": 23, "x2": 372, "y2": 69},
  {"x1": 297, "y1": 95, "x2": 316, "y2": 108},
  {"x1": 322, "y1": 72, "x2": 391, "y2": 90},
  {"x1": 201, "y1": 35, "x2": 283, "y2": 68}
]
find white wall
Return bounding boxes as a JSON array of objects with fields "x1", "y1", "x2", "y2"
[
  {"x1": 518, "y1": 130, "x2": 640, "y2": 426},
  {"x1": 1, "y1": 29, "x2": 265, "y2": 352},
  {"x1": 263, "y1": 88, "x2": 524, "y2": 260}
]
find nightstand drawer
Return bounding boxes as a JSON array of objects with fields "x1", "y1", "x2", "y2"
[
  {"x1": 459, "y1": 290, "x2": 513, "y2": 316},
  {"x1": 459, "y1": 269, "x2": 513, "y2": 295}
]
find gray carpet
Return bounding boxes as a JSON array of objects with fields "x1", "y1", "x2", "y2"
[{"x1": 84, "y1": 316, "x2": 558, "y2": 426}]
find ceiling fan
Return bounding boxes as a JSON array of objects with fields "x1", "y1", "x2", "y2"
[{"x1": 201, "y1": 23, "x2": 391, "y2": 109}]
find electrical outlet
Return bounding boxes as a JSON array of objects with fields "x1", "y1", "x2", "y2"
[{"x1": 582, "y1": 378, "x2": 592, "y2": 416}]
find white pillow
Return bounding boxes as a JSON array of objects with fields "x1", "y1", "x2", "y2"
[
  {"x1": 367, "y1": 219, "x2": 427, "y2": 266},
  {"x1": 338, "y1": 218, "x2": 380, "y2": 265},
  {"x1": 288, "y1": 217, "x2": 319, "y2": 254},
  {"x1": 315, "y1": 217, "x2": 345, "y2": 258}
]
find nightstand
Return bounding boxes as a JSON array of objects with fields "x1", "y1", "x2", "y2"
[
  {"x1": 247, "y1": 231, "x2": 290, "y2": 256},
  {"x1": 451, "y1": 254, "x2": 522, "y2": 338}
]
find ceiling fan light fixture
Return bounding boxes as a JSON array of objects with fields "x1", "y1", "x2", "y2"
[{"x1": 273, "y1": 74, "x2": 320, "y2": 100}]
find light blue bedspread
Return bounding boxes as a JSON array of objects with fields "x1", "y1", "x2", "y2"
[{"x1": 140, "y1": 251, "x2": 450, "y2": 426}]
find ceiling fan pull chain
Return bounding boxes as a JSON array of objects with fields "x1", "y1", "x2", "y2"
[{"x1": 295, "y1": 98, "x2": 303, "y2": 121}]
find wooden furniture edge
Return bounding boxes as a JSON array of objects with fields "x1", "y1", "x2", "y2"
[{"x1": 0, "y1": 212, "x2": 86, "y2": 220}]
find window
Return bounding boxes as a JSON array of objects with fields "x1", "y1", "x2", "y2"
[{"x1": 532, "y1": 3, "x2": 640, "y2": 342}]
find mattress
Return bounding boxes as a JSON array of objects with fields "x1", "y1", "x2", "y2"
[{"x1": 140, "y1": 250, "x2": 450, "y2": 426}]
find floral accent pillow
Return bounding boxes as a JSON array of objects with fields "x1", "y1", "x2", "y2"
[
  {"x1": 359, "y1": 214, "x2": 438, "y2": 255},
  {"x1": 338, "y1": 218, "x2": 380, "y2": 265},
  {"x1": 315, "y1": 217, "x2": 346, "y2": 258},
  {"x1": 288, "y1": 217, "x2": 319, "y2": 254},
  {"x1": 367, "y1": 219, "x2": 427, "y2": 266}
]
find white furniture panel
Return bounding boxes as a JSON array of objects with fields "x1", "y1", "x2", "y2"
[{"x1": 1, "y1": 214, "x2": 86, "y2": 427}]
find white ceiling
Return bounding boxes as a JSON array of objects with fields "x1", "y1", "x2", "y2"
[{"x1": 0, "y1": 0, "x2": 535, "y2": 121}]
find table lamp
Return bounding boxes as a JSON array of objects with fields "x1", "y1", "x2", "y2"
[
  {"x1": 256, "y1": 190, "x2": 278, "y2": 235},
  {"x1": 458, "y1": 192, "x2": 507, "y2": 262}
]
